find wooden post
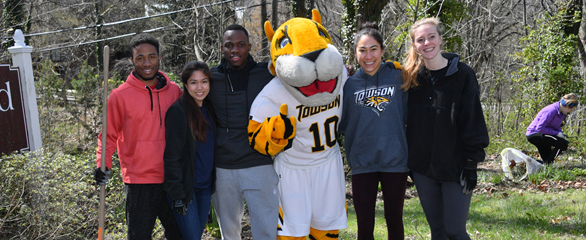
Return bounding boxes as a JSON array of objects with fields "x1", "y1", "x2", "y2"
[{"x1": 98, "y1": 45, "x2": 109, "y2": 240}]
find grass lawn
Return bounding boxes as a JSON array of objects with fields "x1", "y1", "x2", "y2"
[{"x1": 340, "y1": 188, "x2": 586, "y2": 239}]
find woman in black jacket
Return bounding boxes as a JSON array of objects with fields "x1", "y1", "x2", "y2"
[
  {"x1": 163, "y1": 61, "x2": 216, "y2": 239},
  {"x1": 402, "y1": 18, "x2": 489, "y2": 240}
]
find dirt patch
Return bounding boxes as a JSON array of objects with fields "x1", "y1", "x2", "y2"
[{"x1": 478, "y1": 153, "x2": 586, "y2": 190}]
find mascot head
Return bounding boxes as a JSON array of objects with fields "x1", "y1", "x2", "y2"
[{"x1": 264, "y1": 9, "x2": 344, "y2": 107}]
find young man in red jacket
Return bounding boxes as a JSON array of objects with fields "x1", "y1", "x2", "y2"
[{"x1": 94, "y1": 33, "x2": 182, "y2": 239}]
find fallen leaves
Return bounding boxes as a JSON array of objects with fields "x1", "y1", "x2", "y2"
[
  {"x1": 476, "y1": 155, "x2": 586, "y2": 196},
  {"x1": 549, "y1": 215, "x2": 570, "y2": 225},
  {"x1": 535, "y1": 180, "x2": 586, "y2": 192}
]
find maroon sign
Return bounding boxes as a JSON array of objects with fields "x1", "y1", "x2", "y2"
[{"x1": 0, "y1": 64, "x2": 29, "y2": 155}]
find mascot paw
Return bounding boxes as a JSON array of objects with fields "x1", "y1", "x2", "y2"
[
  {"x1": 248, "y1": 104, "x2": 297, "y2": 156},
  {"x1": 271, "y1": 103, "x2": 297, "y2": 140},
  {"x1": 386, "y1": 60, "x2": 403, "y2": 70}
]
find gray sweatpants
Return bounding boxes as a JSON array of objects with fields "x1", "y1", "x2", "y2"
[
  {"x1": 212, "y1": 165, "x2": 279, "y2": 240},
  {"x1": 412, "y1": 172, "x2": 472, "y2": 240}
]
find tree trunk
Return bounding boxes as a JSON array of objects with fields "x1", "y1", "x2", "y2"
[
  {"x1": 2, "y1": 0, "x2": 25, "y2": 49},
  {"x1": 563, "y1": 0, "x2": 582, "y2": 36},
  {"x1": 523, "y1": 0, "x2": 528, "y2": 36},
  {"x1": 291, "y1": 0, "x2": 307, "y2": 18},
  {"x1": 308, "y1": 0, "x2": 315, "y2": 11},
  {"x1": 565, "y1": 0, "x2": 586, "y2": 72},
  {"x1": 95, "y1": 0, "x2": 104, "y2": 78},
  {"x1": 355, "y1": 0, "x2": 390, "y2": 29},
  {"x1": 272, "y1": 0, "x2": 279, "y2": 27},
  {"x1": 564, "y1": 0, "x2": 586, "y2": 73},
  {"x1": 193, "y1": 7, "x2": 203, "y2": 62},
  {"x1": 343, "y1": 0, "x2": 389, "y2": 65},
  {"x1": 261, "y1": 0, "x2": 269, "y2": 60}
]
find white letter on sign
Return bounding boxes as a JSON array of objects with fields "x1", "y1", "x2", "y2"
[{"x1": 0, "y1": 81, "x2": 14, "y2": 111}]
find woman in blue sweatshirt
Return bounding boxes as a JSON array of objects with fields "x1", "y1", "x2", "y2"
[{"x1": 339, "y1": 22, "x2": 411, "y2": 240}]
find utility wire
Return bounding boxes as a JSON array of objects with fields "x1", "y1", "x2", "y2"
[
  {"x1": 37, "y1": 33, "x2": 137, "y2": 52},
  {"x1": 21, "y1": 0, "x2": 239, "y2": 38},
  {"x1": 34, "y1": 0, "x2": 286, "y2": 53},
  {"x1": 37, "y1": 18, "x2": 195, "y2": 52}
]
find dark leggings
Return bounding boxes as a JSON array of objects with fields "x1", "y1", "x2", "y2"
[
  {"x1": 527, "y1": 132, "x2": 568, "y2": 164},
  {"x1": 412, "y1": 172, "x2": 471, "y2": 240},
  {"x1": 352, "y1": 172, "x2": 408, "y2": 240},
  {"x1": 125, "y1": 184, "x2": 182, "y2": 240}
]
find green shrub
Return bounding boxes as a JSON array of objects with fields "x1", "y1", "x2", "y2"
[
  {"x1": 514, "y1": 9, "x2": 583, "y2": 120},
  {"x1": 0, "y1": 150, "x2": 126, "y2": 239},
  {"x1": 35, "y1": 59, "x2": 125, "y2": 155}
]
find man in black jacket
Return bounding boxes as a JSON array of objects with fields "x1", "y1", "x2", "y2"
[{"x1": 208, "y1": 24, "x2": 278, "y2": 240}]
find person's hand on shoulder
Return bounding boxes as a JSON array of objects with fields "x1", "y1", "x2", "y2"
[{"x1": 345, "y1": 65, "x2": 355, "y2": 76}]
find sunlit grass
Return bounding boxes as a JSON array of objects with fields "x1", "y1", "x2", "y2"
[
  {"x1": 341, "y1": 189, "x2": 586, "y2": 239},
  {"x1": 468, "y1": 189, "x2": 586, "y2": 239}
]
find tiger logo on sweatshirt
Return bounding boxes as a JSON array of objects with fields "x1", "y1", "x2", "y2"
[
  {"x1": 363, "y1": 96, "x2": 389, "y2": 113},
  {"x1": 354, "y1": 86, "x2": 395, "y2": 115}
]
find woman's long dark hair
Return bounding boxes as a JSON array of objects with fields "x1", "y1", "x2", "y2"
[{"x1": 180, "y1": 61, "x2": 212, "y2": 142}]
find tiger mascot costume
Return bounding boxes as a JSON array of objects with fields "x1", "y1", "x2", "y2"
[{"x1": 248, "y1": 9, "x2": 348, "y2": 240}]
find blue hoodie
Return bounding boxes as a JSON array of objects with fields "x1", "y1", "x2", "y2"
[{"x1": 339, "y1": 61, "x2": 409, "y2": 175}]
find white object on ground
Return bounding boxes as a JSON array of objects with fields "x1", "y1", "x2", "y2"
[{"x1": 501, "y1": 148, "x2": 543, "y2": 180}]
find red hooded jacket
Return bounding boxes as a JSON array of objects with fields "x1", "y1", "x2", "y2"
[{"x1": 96, "y1": 71, "x2": 182, "y2": 184}]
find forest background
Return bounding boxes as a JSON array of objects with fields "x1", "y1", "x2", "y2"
[{"x1": 1, "y1": 0, "x2": 586, "y2": 239}]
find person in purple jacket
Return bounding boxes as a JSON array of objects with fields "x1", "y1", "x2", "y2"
[{"x1": 526, "y1": 93, "x2": 578, "y2": 164}]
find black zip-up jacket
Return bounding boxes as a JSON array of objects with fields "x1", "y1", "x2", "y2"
[
  {"x1": 209, "y1": 55, "x2": 274, "y2": 169},
  {"x1": 163, "y1": 98, "x2": 217, "y2": 202},
  {"x1": 407, "y1": 53, "x2": 489, "y2": 182}
]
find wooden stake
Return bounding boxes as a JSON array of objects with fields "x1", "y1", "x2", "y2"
[{"x1": 98, "y1": 45, "x2": 109, "y2": 240}]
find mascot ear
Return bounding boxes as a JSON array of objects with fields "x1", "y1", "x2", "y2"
[
  {"x1": 264, "y1": 20, "x2": 277, "y2": 76},
  {"x1": 264, "y1": 21, "x2": 275, "y2": 42},
  {"x1": 267, "y1": 61, "x2": 276, "y2": 76},
  {"x1": 311, "y1": 9, "x2": 322, "y2": 25}
]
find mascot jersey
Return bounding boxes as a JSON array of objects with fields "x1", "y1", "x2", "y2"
[{"x1": 250, "y1": 68, "x2": 347, "y2": 168}]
